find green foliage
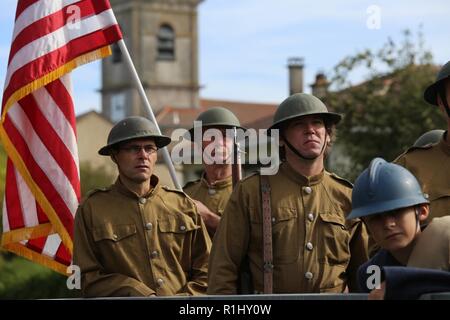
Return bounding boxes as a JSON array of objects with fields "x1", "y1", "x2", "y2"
[
  {"x1": 79, "y1": 162, "x2": 115, "y2": 196},
  {"x1": 0, "y1": 256, "x2": 80, "y2": 299},
  {"x1": 325, "y1": 29, "x2": 446, "y2": 180}
]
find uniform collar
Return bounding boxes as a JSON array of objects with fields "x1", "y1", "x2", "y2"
[
  {"x1": 200, "y1": 172, "x2": 232, "y2": 189},
  {"x1": 280, "y1": 161, "x2": 325, "y2": 186},
  {"x1": 438, "y1": 131, "x2": 450, "y2": 156},
  {"x1": 113, "y1": 175, "x2": 160, "y2": 199}
]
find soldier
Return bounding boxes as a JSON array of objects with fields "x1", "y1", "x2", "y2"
[
  {"x1": 73, "y1": 116, "x2": 211, "y2": 297},
  {"x1": 394, "y1": 61, "x2": 450, "y2": 221},
  {"x1": 184, "y1": 107, "x2": 245, "y2": 238},
  {"x1": 349, "y1": 158, "x2": 450, "y2": 300},
  {"x1": 207, "y1": 93, "x2": 369, "y2": 294}
]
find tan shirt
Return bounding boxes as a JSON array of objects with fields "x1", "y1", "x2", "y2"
[
  {"x1": 408, "y1": 216, "x2": 450, "y2": 271},
  {"x1": 207, "y1": 162, "x2": 369, "y2": 294},
  {"x1": 394, "y1": 134, "x2": 450, "y2": 221},
  {"x1": 73, "y1": 176, "x2": 211, "y2": 297},
  {"x1": 184, "y1": 173, "x2": 233, "y2": 219}
]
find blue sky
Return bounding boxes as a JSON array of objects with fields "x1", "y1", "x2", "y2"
[{"x1": 0, "y1": 0, "x2": 449, "y2": 115}]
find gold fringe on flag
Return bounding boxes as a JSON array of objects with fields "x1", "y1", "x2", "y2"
[
  {"x1": 3, "y1": 242, "x2": 68, "y2": 275},
  {"x1": 1, "y1": 46, "x2": 112, "y2": 121},
  {"x1": 1, "y1": 223, "x2": 55, "y2": 245},
  {"x1": 0, "y1": 46, "x2": 112, "y2": 268}
]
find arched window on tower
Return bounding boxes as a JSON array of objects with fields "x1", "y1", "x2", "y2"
[{"x1": 157, "y1": 24, "x2": 175, "y2": 60}]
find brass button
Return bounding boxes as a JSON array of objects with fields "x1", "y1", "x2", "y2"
[
  {"x1": 304, "y1": 186, "x2": 312, "y2": 194},
  {"x1": 145, "y1": 222, "x2": 153, "y2": 231},
  {"x1": 139, "y1": 198, "x2": 147, "y2": 204},
  {"x1": 112, "y1": 234, "x2": 118, "y2": 241},
  {"x1": 307, "y1": 213, "x2": 315, "y2": 221},
  {"x1": 305, "y1": 272, "x2": 313, "y2": 280},
  {"x1": 157, "y1": 278, "x2": 164, "y2": 286},
  {"x1": 271, "y1": 217, "x2": 276, "y2": 223},
  {"x1": 208, "y1": 188, "x2": 216, "y2": 195},
  {"x1": 180, "y1": 225, "x2": 186, "y2": 231},
  {"x1": 306, "y1": 242, "x2": 314, "y2": 251},
  {"x1": 151, "y1": 250, "x2": 159, "y2": 259}
]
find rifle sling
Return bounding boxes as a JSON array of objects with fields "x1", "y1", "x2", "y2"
[{"x1": 260, "y1": 175, "x2": 273, "y2": 294}]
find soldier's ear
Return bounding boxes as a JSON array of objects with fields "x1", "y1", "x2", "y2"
[
  {"x1": 279, "y1": 135, "x2": 285, "y2": 147},
  {"x1": 110, "y1": 154, "x2": 117, "y2": 164},
  {"x1": 326, "y1": 135, "x2": 331, "y2": 144},
  {"x1": 417, "y1": 204, "x2": 430, "y2": 223}
]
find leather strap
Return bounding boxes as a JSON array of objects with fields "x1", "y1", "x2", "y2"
[{"x1": 260, "y1": 175, "x2": 273, "y2": 294}]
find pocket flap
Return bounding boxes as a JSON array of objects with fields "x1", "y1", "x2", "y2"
[
  {"x1": 93, "y1": 224, "x2": 137, "y2": 242},
  {"x1": 158, "y1": 216, "x2": 198, "y2": 233},
  {"x1": 250, "y1": 207, "x2": 297, "y2": 223},
  {"x1": 319, "y1": 212, "x2": 346, "y2": 230},
  {"x1": 274, "y1": 208, "x2": 297, "y2": 222}
]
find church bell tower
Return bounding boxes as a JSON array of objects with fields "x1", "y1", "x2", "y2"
[{"x1": 101, "y1": 0, "x2": 203, "y2": 123}]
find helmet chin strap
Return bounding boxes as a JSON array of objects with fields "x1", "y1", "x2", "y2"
[
  {"x1": 282, "y1": 131, "x2": 328, "y2": 161},
  {"x1": 438, "y1": 86, "x2": 450, "y2": 118}
]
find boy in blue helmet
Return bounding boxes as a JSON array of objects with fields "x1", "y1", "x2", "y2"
[{"x1": 347, "y1": 158, "x2": 450, "y2": 300}]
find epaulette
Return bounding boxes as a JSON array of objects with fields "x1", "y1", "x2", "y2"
[
  {"x1": 240, "y1": 170, "x2": 260, "y2": 182},
  {"x1": 393, "y1": 144, "x2": 435, "y2": 163},
  {"x1": 183, "y1": 179, "x2": 200, "y2": 189},
  {"x1": 403, "y1": 143, "x2": 434, "y2": 155},
  {"x1": 162, "y1": 185, "x2": 187, "y2": 196},
  {"x1": 80, "y1": 187, "x2": 109, "y2": 205},
  {"x1": 327, "y1": 172, "x2": 353, "y2": 188}
]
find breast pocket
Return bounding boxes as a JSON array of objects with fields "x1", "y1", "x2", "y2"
[
  {"x1": 157, "y1": 215, "x2": 199, "y2": 269},
  {"x1": 250, "y1": 207, "x2": 299, "y2": 264},
  {"x1": 92, "y1": 224, "x2": 138, "y2": 264},
  {"x1": 93, "y1": 223, "x2": 137, "y2": 243},
  {"x1": 318, "y1": 212, "x2": 350, "y2": 266}
]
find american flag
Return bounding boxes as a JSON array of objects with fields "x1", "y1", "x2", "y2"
[{"x1": 1, "y1": 0, "x2": 122, "y2": 274}]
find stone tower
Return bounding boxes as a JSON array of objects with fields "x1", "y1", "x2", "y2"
[{"x1": 101, "y1": 0, "x2": 203, "y2": 123}]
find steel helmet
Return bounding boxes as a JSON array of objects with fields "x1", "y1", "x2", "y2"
[
  {"x1": 267, "y1": 93, "x2": 341, "y2": 136},
  {"x1": 347, "y1": 158, "x2": 429, "y2": 220},
  {"x1": 98, "y1": 116, "x2": 171, "y2": 155},
  {"x1": 424, "y1": 61, "x2": 450, "y2": 106},
  {"x1": 186, "y1": 107, "x2": 246, "y2": 141},
  {"x1": 413, "y1": 129, "x2": 445, "y2": 147}
]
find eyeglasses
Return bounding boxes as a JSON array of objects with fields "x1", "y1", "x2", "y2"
[{"x1": 120, "y1": 144, "x2": 158, "y2": 155}]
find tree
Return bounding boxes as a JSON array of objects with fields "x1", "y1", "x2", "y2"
[{"x1": 325, "y1": 29, "x2": 446, "y2": 181}]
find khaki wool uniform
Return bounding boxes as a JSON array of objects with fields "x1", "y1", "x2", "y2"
[
  {"x1": 207, "y1": 162, "x2": 369, "y2": 294},
  {"x1": 184, "y1": 174, "x2": 233, "y2": 238},
  {"x1": 394, "y1": 133, "x2": 450, "y2": 221},
  {"x1": 408, "y1": 216, "x2": 450, "y2": 271},
  {"x1": 73, "y1": 175, "x2": 211, "y2": 297}
]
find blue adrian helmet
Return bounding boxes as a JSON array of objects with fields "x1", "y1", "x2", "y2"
[{"x1": 347, "y1": 158, "x2": 429, "y2": 220}]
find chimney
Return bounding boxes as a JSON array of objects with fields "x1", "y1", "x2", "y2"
[
  {"x1": 288, "y1": 57, "x2": 304, "y2": 95},
  {"x1": 310, "y1": 72, "x2": 330, "y2": 99}
]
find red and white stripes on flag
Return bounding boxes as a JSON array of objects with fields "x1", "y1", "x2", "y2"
[{"x1": 0, "y1": 0, "x2": 122, "y2": 274}]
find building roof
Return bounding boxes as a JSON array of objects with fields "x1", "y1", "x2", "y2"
[
  {"x1": 76, "y1": 110, "x2": 114, "y2": 125},
  {"x1": 156, "y1": 98, "x2": 278, "y2": 131}
]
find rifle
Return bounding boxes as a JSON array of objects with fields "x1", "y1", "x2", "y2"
[{"x1": 231, "y1": 127, "x2": 242, "y2": 187}]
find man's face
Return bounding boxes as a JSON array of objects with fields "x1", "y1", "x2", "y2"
[
  {"x1": 200, "y1": 127, "x2": 233, "y2": 164},
  {"x1": 363, "y1": 207, "x2": 419, "y2": 253},
  {"x1": 282, "y1": 115, "x2": 329, "y2": 160},
  {"x1": 113, "y1": 138, "x2": 158, "y2": 184}
]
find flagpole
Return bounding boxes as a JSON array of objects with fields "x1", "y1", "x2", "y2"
[{"x1": 117, "y1": 39, "x2": 182, "y2": 190}]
